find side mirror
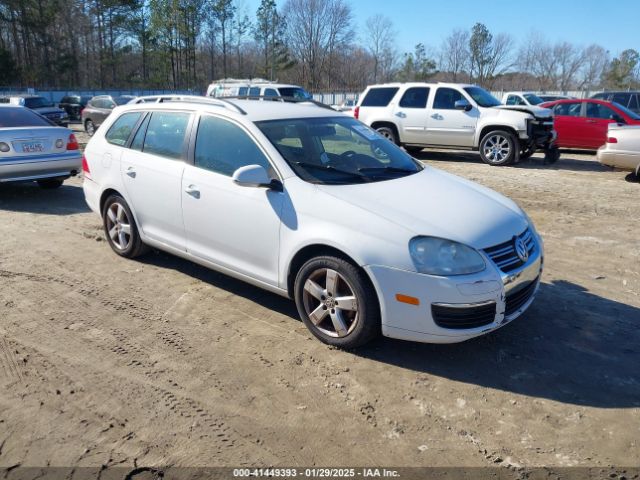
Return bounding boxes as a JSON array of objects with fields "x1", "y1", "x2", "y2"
[
  {"x1": 454, "y1": 99, "x2": 472, "y2": 112},
  {"x1": 232, "y1": 164, "x2": 282, "y2": 191},
  {"x1": 612, "y1": 115, "x2": 626, "y2": 124}
]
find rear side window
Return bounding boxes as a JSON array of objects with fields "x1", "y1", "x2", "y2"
[
  {"x1": 612, "y1": 93, "x2": 630, "y2": 108},
  {"x1": 553, "y1": 102, "x2": 582, "y2": 117},
  {"x1": 630, "y1": 94, "x2": 639, "y2": 111},
  {"x1": 194, "y1": 115, "x2": 273, "y2": 177},
  {"x1": 433, "y1": 88, "x2": 463, "y2": 109},
  {"x1": 399, "y1": 87, "x2": 430, "y2": 108},
  {"x1": 361, "y1": 88, "x2": 398, "y2": 107},
  {"x1": 105, "y1": 112, "x2": 142, "y2": 146},
  {"x1": 0, "y1": 107, "x2": 51, "y2": 127},
  {"x1": 264, "y1": 88, "x2": 278, "y2": 97},
  {"x1": 249, "y1": 87, "x2": 260, "y2": 96},
  {"x1": 141, "y1": 112, "x2": 190, "y2": 159}
]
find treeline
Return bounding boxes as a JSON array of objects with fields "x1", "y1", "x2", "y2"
[{"x1": 0, "y1": 0, "x2": 638, "y2": 93}]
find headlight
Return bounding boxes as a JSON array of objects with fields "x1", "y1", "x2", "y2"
[{"x1": 409, "y1": 236, "x2": 486, "y2": 276}]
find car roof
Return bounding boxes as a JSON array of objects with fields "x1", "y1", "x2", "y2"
[
  {"x1": 365, "y1": 82, "x2": 475, "y2": 89},
  {"x1": 114, "y1": 99, "x2": 345, "y2": 122}
]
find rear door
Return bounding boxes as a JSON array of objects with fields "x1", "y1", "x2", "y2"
[
  {"x1": 120, "y1": 110, "x2": 193, "y2": 250},
  {"x1": 425, "y1": 87, "x2": 478, "y2": 147},
  {"x1": 392, "y1": 87, "x2": 430, "y2": 144}
]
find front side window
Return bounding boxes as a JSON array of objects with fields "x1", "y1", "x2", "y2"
[
  {"x1": 257, "y1": 116, "x2": 422, "y2": 185},
  {"x1": 105, "y1": 112, "x2": 142, "y2": 146},
  {"x1": 433, "y1": 88, "x2": 463, "y2": 109},
  {"x1": 361, "y1": 88, "x2": 398, "y2": 107},
  {"x1": 142, "y1": 111, "x2": 190, "y2": 159},
  {"x1": 585, "y1": 103, "x2": 616, "y2": 120},
  {"x1": 399, "y1": 88, "x2": 429, "y2": 108},
  {"x1": 194, "y1": 115, "x2": 273, "y2": 177}
]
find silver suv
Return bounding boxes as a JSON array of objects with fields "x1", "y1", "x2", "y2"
[{"x1": 354, "y1": 82, "x2": 558, "y2": 165}]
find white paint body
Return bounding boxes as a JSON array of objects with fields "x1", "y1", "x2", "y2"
[
  {"x1": 83, "y1": 100, "x2": 543, "y2": 344},
  {"x1": 597, "y1": 124, "x2": 640, "y2": 173}
]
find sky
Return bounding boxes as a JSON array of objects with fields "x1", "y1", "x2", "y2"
[{"x1": 238, "y1": 0, "x2": 638, "y2": 57}]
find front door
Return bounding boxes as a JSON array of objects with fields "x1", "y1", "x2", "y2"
[
  {"x1": 426, "y1": 87, "x2": 478, "y2": 147},
  {"x1": 120, "y1": 110, "x2": 192, "y2": 250},
  {"x1": 181, "y1": 114, "x2": 283, "y2": 286},
  {"x1": 551, "y1": 101, "x2": 585, "y2": 148},
  {"x1": 582, "y1": 102, "x2": 619, "y2": 149}
]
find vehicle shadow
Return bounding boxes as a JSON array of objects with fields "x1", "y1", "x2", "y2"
[
  {"x1": 355, "y1": 279, "x2": 640, "y2": 409},
  {"x1": 414, "y1": 149, "x2": 610, "y2": 173},
  {"x1": 0, "y1": 182, "x2": 91, "y2": 215}
]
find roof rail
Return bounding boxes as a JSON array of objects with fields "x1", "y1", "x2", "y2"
[
  {"x1": 127, "y1": 95, "x2": 246, "y2": 115},
  {"x1": 223, "y1": 95, "x2": 335, "y2": 111}
]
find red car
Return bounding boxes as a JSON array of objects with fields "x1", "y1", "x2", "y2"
[{"x1": 540, "y1": 99, "x2": 640, "y2": 150}]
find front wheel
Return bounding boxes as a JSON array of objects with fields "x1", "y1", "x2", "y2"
[
  {"x1": 520, "y1": 144, "x2": 536, "y2": 160},
  {"x1": 102, "y1": 194, "x2": 148, "y2": 258},
  {"x1": 85, "y1": 120, "x2": 96, "y2": 136},
  {"x1": 294, "y1": 256, "x2": 380, "y2": 348},
  {"x1": 479, "y1": 130, "x2": 518, "y2": 166}
]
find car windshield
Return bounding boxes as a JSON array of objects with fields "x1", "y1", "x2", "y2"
[
  {"x1": 278, "y1": 87, "x2": 312, "y2": 100},
  {"x1": 24, "y1": 97, "x2": 53, "y2": 108},
  {"x1": 523, "y1": 93, "x2": 544, "y2": 105},
  {"x1": 612, "y1": 102, "x2": 640, "y2": 120},
  {"x1": 114, "y1": 96, "x2": 135, "y2": 105},
  {"x1": 256, "y1": 116, "x2": 423, "y2": 185},
  {"x1": 464, "y1": 87, "x2": 502, "y2": 108},
  {"x1": 0, "y1": 107, "x2": 53, "y2": 127}
]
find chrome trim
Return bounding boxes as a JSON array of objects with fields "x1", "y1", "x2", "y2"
[{"x1": 431, "y1": 299, "x2": 496, "y2": 309}]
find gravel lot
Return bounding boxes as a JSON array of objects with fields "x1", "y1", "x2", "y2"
[{"x1": 0, "y1": 125, "x2": 638, "y2": 474}]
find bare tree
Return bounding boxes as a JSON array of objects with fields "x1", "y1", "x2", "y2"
[
  {"x1": 440, "y1": 28, "x2": 469, "y2": 82},
  {"x1": 364, "y1": 14, "x2": 394, "y2": 83},
  {"x1": 553, "y1": 41, "x2": 585, "y2": 92},
  {"x1": 580, "y1": 44, "x2": 608, "y2": 91}
]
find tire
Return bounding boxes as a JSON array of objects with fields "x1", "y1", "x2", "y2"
[
  {"x1": 544, "y1": 145, "x2": 560, "y2": 164},
  {"x1": 375, "y1": 125, "x2": 399, "y2": 145},
  {"x1": 479, "y1": 130, "x2": 518, "y2": 166},
  {"x1": 85, "y1": 119, "x2": 96, "y2": 136},
  {"x1": 102, "y1": 194, "x2": 148, "y2": 258},
  {"x1": 520, "y1": 144, "x2": 536, "y2": 160},
  {"x1": 37, "y1": 179, "x2": 64, "y2": 189},
  {"x1": 294, "y1": 256, "x2": 380, "y2": 349}
]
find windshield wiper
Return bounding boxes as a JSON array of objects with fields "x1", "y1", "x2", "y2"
[
  {"x1": 295, "y1": 162, "x2": 370, "y2": 180},
  {"x1": 358, "y1": 166, "x2": 418, "y2": 175}
]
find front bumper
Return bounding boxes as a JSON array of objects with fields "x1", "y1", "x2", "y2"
[
  {"x1": 0, "y1": 152, "x2": 82, "y2": 183},
  {"x1": 365, "y1": 233, "x2": 543, "y2": 344}
]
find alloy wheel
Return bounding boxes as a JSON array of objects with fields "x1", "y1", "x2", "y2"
[
  {"x1": 105, "y1": 202, "x2": 132, "y2": 251},
  {"x1": 483, "y1": 134, "x2": 511, "y2": 163}
]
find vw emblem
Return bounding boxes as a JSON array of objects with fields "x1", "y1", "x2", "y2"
[{"x1": 514, "y1": 236, "x2": 529, "y2": 262}]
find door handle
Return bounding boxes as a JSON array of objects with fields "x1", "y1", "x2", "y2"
[
  {"x1": 431, "y1": 113, "x2": 443, "y2": 120},
  {"x1": 125, "y1": 166, "x2": 136, "y2": 178},
  {"x1": 395, "y1": 111, "x2": 406, "y2": 118},
  {"x1": 586, "y1": 119, "x2": 597, "y2": 123},
  {"x1": 185, "y1": 185, "x2": 200, "y2": 199}
]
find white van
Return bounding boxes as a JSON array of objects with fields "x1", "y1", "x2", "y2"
[{"x1": 206, "y1": 78, "x2": 311, "y2": 100}]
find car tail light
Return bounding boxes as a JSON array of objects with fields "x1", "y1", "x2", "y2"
[
  {"x1": 607, "y1": 137, "x2": 618, "y2": 143},
  {"x1": 0, "y1": 142, "x2": 10, "y2": 152},
  {"x1": 67, "y1": 133, "x2": 79, "y2": 150},
  {"x1": 82, "y1": 155, "x2": 91, "y2": 177},
  {"x1": 354, "y1": 106, "x2": 360, "y2": 120}
]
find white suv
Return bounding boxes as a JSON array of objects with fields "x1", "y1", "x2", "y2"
[
  {"x1": 83, "y1": 97, "x2": 543, "y2": 347},
  {"x1": 355, "y1": 83, "x2": 558, "y2": 165}
]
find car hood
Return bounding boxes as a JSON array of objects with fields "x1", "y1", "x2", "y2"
[
  {"x1": 494, "y1": 104, "x2": 552, "y2": 118},
  {"x1": 316, "y1": 167, "x2": 528, "y2": 249}
]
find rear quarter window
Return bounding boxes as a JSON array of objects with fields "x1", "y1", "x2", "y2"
[
  {"x1": 361, "y1": 88, "x2": 399, "y2": 107},
  {"x1": 105, "y1": 112, "x2": 143, "y2": 146}
]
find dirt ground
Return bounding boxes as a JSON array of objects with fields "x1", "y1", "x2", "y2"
[{"x1": 0, "y1": 124, "x2": 638, "y2": 474}]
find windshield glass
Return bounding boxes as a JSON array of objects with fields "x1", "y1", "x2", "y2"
[
  {"x1": 256, "y1": 116, "x2": 423, "y2": 185},
  {"x1": 277, "y1": 87, "x2": 312, "y2": 100},
  {"x1": 523, "y1": 93, "x2": 544, "y2": 105},
  {"x1": 24, "y1": 97, "x2": 53, "y2": 108},
  {"x1": 463, "y1": 87, "x2": 502, "y2": 108},
  {"x1": 612, "y1": 102, "x2": 640, "y2": 120}
]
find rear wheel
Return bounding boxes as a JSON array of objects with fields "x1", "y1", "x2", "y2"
[
  {"x1": 37, "y1": 179, "x2": 64, "y2": 189},
  {"x1": 375, "y1": 125, "x2": 399, "y2": 145},
  {"x1": 479, "y1": 130, "x2": 518, "y2": 166},
  {"x1": 85, "y1": 120, "x2": 96, "y2": 136},
  {"x1": 102, "y1": 194, "x2": 148, "y2": 258},
  {"x1": 294, "y1": 256, "x2": 380, "y2": 349}
]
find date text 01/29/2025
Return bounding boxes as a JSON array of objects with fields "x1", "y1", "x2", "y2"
[{"x1": 232, "y1": 468, "x2": 400, "y2": 478}]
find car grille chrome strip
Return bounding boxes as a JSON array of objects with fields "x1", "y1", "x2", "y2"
[{"x1": 483, "y1": 228, "x2": 536, "y2": 274}]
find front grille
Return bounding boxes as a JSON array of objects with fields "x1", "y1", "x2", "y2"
[
  {"x1": 528, "y1": 117, "x2": 554, "y2": 140},
  {"x1": 484, "y1": 228, "x2": 535, "y2": 273},
  {"x1": 504, "y1": 277, "x2": 539, "y2": 317},
  {"x1": 432, "y1": 302, "x2": 496, "y2": 330}
]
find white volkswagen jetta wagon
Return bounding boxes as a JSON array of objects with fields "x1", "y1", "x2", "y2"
[{"x1": 83, "y1": 97, "x2": 543, "y2": 348}]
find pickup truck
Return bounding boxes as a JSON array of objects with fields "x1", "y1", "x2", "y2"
[{"x1": 354, "y1": 83, "x2": 558, "y2": 166}]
